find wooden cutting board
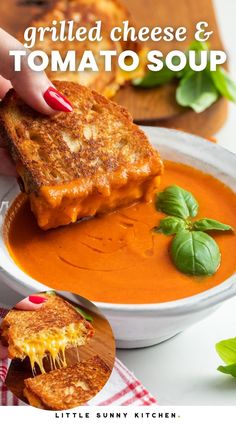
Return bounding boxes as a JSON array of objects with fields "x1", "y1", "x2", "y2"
[
  {"x1": 115, "y1": 0, "x2": 228, "y2": 136},
  {"x1": 5, "y1": 302, "x2": 115, "y2": 404},
  {"x1": 0, "y1": 0, "x2": 228, "y2": 137}
]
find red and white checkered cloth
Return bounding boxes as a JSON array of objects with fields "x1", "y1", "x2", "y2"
[{"x1": 0, "y1": 306, "x2": 157, "y2": 407}]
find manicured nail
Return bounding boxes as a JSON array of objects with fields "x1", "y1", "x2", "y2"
[
  {"x1": 43, "y1": 87, "x2": 73, "y2": 112},
  {"x1": 29, "y1": 295, "x2": 47, "y2": 304}
]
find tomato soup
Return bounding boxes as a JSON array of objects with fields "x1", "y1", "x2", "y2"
[{"x1": 5, "y1": 161, "x2": 236, "y2": 304}]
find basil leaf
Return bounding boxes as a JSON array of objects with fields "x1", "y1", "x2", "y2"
[
  {"x1": 132, "y1": 42, "x2": 208, "y2": 87},
  {"x1": 211, "y1": 67, "x2": 236, "y2": 102},
  {"x1": 187, "y1": 40, "x2": 209, "y2": 52},
  {"x1": 216, "y1": 338, "x2": 236, "y2": 378},
  {"x1": 193, "y1": 218, "x2": 233, "y2": 232},
  {"x1": 171, "y1": 230, "x2": 221, "y2": 276},
  {"x1": 156, "y1": 216, "x2": 188, "y2": 235},
  {"x1": 132, "y1": 65, "x2": 175, "y2": 88},
  {"x1": 176, "y1": 70, "x2": 219, "y2": 113},
  {"x1": 177, "y1": 41, "x2": 209, "y2": 79},
  {"x1": 216, "y1": 338, "x2": 236, "y2": 365},
  {"x1": 217, "y1": 363, "x2": 236, "y2": 378},
  {"x1": 74, "y1": 306, "x2": 93, "y2": 322},
  {"x1": 156, "y1": 185, "x2": 199, "y2": 219}
]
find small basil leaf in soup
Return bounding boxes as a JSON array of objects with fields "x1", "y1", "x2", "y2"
[
  {"x1": 157, "y1": 216, "x2": 188, "y2": 235},
  {"x1": 74, "y1": 306, "x2": 93, "y2": 322},
  {"x1": 216, "y1": 338, "x2": 236, "y2": 365},
  {"x1": 156, "y1": 185, "x2": 199, "y2": 219},
  {"x1": 217, "y1": 364, "x2": 236, "y2": 378},
  {"x1": 193, "y1": 218, "x2": 234, "y2": 232},
  {"x1": 171, "y1": 230, "x2": 221, "y2": 276}
]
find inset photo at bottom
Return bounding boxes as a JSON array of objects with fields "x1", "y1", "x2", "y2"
[{"x1": 0, "y1": 290, "x2": 115, "y2": 409}]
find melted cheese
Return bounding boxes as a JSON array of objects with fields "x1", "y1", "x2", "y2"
[
  {"x1": 117, "y1": 48, "x2": 148, "y2": 85},
  {"x1": 30, "y1": 176, "x2": 161, "y2": 230},
  {"x1": 15, "y1": 323, "x2": 84, "y2": 374},
  {"x1": 103, "y1": 48, "x2": 148, "y2": 98}
]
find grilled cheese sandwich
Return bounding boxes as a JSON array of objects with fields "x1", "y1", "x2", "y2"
[
  {"x1": 0, "y1": 81, "x2": 163, "y2": 230},
  {"x1": 23, "y1": 355, "x2": 111, "y2": 409},
  {"x1": 0, "y1": 294, "x2": 94, "y2": 373},
  {"x1": 25, "y1": 0, "x2": 145, "y2": 97}
]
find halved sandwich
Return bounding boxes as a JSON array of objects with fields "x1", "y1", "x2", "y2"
[
  {"x1": 0, "y1": 81, "x2": 163, "y2": 230},
  {"x1": 23, "y1": 355, "x2": 111, "y2": 409},
  {"x1": 27, "y1": 0, "x2": 120, "y2": 97},
  {"x1": 25, "y1": 0, "x2": 145, "y2": 98},
  {"x1": 0, "y1": 293, "x2": 94, "y2": 374}
]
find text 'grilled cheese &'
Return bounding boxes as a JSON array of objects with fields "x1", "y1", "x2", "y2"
[{"x1": 9, "y1": 20, "x2": 227, "y2": 73}]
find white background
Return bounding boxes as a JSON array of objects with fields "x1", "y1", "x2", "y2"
[
  {"x1": 0, "y1": 0, "x2": 236, "y2": 407},
  {"x1": 0, "y1": 406, "x2": 236, "y2": 423}
]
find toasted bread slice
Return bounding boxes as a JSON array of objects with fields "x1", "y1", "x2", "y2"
[
  {"x1": 0, "y1": 81, "x2": 163, "y2": 230},
  {"x1": 67, "y1": 0, "x2": 147, "y2": 88},
  {"x1": 28, "y1": 1, "x2": 120, "y2": 97},
  {"x1": 0, "y1": 293, "x2": 94, "y2": 373},
  {"x1": 23, "y1": 355, "x2": 110, "y2": 409},
  {"x1": 23, "y1": 0, "x2": 144, "y2": 97}
]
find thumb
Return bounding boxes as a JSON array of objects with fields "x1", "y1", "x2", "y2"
[
  {"x1": 0, "y1": 28, "x2": 72, "y2": 115},
  {"x1": 15, "y1": 295, "x2": 48, "y2": 311}
]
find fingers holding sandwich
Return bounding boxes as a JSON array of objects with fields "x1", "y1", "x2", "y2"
[
  {"x1": 15, "y1": 295, "x2": 48, "y2": 311},
  {"x1": 0, "y1": 295, "x2": 48, "y2": 360},
  {"x1": 0, "y1": 28, "x2": 73, "y2": 115},
  {"x1": 0, "y1": 28, "x2": 73, "y2": 176}
]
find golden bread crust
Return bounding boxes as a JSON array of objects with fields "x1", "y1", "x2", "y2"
[{"x1": 24, "y1": 355, "x2": 111, "y2": 409}]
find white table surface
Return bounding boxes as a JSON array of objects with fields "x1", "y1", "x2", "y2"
[{"x1": 1, "y1": 0, "x2": 236, "y2": 406}]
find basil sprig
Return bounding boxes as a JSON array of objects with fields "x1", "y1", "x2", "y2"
[
  {"x1": 216, "y1": 338, "x2": 236, "y2": 378},
  {"x1": 133, "y1": 41, "x2": 236, "y2": 113},
  {"x1": 154, "y1": 185, "x2": 234, "y2": 276}
]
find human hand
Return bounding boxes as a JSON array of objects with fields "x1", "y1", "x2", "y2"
[
  {"x1": 0, "y1": 295, "x2": 47, "y2": 360},
  {"x1": 0, "y1": 28, "x2": 73, "y2": 176}
]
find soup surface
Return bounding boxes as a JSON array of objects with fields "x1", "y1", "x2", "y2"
[{"x1": 5, "y1": 161, "x2": 236, "y2": 304}]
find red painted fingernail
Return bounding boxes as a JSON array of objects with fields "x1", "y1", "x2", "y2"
[
  {"x1": 43, "y1": 87, "x2": 73, "y2": 112},
  {"x1": 29, "y1": 295, "x2": 47, "y2": 304}
]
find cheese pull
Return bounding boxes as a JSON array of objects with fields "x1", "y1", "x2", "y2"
[{"x1": 10, "y1": 323, "x2": 87, "y2": 374}]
